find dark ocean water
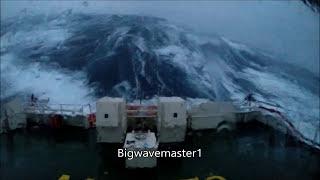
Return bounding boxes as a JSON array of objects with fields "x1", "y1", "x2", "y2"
[{"x1": 1, "y1": 123, "x2": 319, "y2": 180}]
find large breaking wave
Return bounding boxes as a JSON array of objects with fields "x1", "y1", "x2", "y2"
[{"x1": 1, "y1": 12, "x2": 319, "y2": 143}]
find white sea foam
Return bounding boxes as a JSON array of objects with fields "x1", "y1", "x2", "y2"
[
  {"x1": 1, "y1": 54, "x2": 95, "y2": 105},
  {"x1": 241, "y1": 67, "x2": 320, "y2": 144}
]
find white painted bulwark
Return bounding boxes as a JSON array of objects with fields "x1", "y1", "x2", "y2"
[
  {"x1": 158, "y1": 97, "x2": 187, "y2": 142},
  {"x1": 1, "y1": 97, "x2": 26, "y2": 133},
  {"x1": 189, "y1": 102, "x2": 237, "y2": 130}
]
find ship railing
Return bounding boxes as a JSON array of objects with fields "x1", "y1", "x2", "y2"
[
  {"x1": 126, "y1": 105, "x2": 158, "y2": 118},
  {"x1": 23, "y1": 101, "x2": 93, "y2": 116}
]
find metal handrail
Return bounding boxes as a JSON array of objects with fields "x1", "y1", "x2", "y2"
[{"x1": 23, "y1": 101, "x2": 87, "y2": 115}]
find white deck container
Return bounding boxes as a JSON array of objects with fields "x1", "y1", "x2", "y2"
[
  {"x1": 158, "y1": 97, "x2": 187, "y2": 142},
  {"x1": 96, "y1": 97, "x2": 126, "y2": 143}
]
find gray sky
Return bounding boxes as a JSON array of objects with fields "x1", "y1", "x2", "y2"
[{"x1": 1, "y1": 0, "x2": 319, "y2": 74}]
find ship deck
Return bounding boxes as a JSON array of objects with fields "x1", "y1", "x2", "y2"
[{"x1": 1, "y1": 121, "x2": 319, "y2": 180}]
